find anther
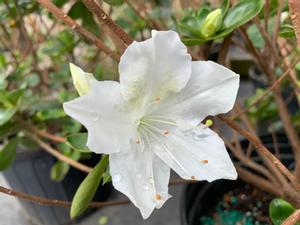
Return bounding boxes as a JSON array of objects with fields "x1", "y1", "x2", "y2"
[
  {"x1": 135, "y1": 139, "x2": 140, "y2": 144},
  {"x1": 201, "y1": 160, "x2": 208, "y2": 164},
  {"x1": 155, "y1": 96, "x2": 161, "y2": 102},
  {"x1": 155, "y1": 194, "x2": 162, "y2": 200},
  {"x1": 191, "y1": 176, "x2": 196, "y2": 180},
  {"x1": 163, "y1": 130, "x2": 169, "y2": 135}
]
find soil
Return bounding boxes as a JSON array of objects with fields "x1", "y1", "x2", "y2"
[{"x1": 200, "y1": 184, "x2": 273, "y2": 225}]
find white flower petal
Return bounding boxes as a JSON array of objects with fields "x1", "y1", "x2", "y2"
[
  {"x1": 119, "y1": 30, "x2": 191, "y2": 104},
  {"x1": 161, "y1": 61, "x2": 239, "y2": 128},
  {"x1": 109, "y1": 143, "x2": 171, "y2": 219},
  {"x1": 63, "y1": 80, "x2": 135, "y2": 154},
  {"x1": 69, "y1": 63, "x2": 95, "y2": 96},
  {"x1": 153, "y1": 126, "x2": 237, "y2": 182}
]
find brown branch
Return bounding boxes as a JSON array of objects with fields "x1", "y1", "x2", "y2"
[
  {"x1": 240, "y1": 27, "x2": 300, "y2": 173},
  {"x1": 289, "y1": 0, "x2": 300, "y2": 48},
  {"x1": 231, "y1": 57, "x2": 300, "y2": 119},
  {"x1": 37, "y1": 0, "x2": 120, "y2": 62},
  {"x1": 218, "y1": 115, "x2": 300, "y2": 191},
  {"x1": 21, "y1": 122, "x2": 65, "y2": 143},
  {"x1": 0, "y1": 185, "x2": 129, "y2": 208},
  {"x1": 236, "y1": 166, "x2": 282, "y2": 197},
  {"x1": 28, "y1": 134, "x2": 92, "y2": 173},
  {"x1": 0, "y1": 179, "x2": 194, "y2": 209},
  {"x1": 282, "y1": 209, "x2": 300, "y2": 225},
  {"x1": 82, "y1": 0, "x2": 133, "y2": 47}
]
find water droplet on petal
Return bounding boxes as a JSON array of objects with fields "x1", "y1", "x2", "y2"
[
  {"x1": 192, "y1": 133, "x2": 207, "y2": 141},
  {"x1": 136, "y1": 173, "x2": 142, "y2": 179},
  {"x1": 112, "y1": 174, "x2": 122, "y2": 183},
  {"x1": 90, "y1": 111, "x2": 100, "y2": 121}
]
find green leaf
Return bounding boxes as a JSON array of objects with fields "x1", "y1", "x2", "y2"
[
  {"x1": 35, "y1": 108, "x2": 66, "y2": 121},
  {"x1": 71, "y1": 155, "x2": 109, "y2": 218},
  {"x1": 269, "y1": 198, "x2": 299, "y2": 225},
  {"x1": 102, "y1": 169, "x2": 112, "y2": 185},
  {"x1": 0, "y1": 121, "x2": 19, "y2": 139},
  {"x1": 51, "y1": 161, "x2": 70, "y2": 181},
  {"x1": 0, "y1": 109, "x2": 17, "y2": 126},
  {"x1": 222, "y1": 0, "x2": 263, "y2": 31},
  {"x1": 280, "y1": 24, "x2": 296, "y2": 38},
  {"x1": 103, "y1": 0, "x2": 124, "y2": 6},
  {"x1": 0, "y1": 138, "x2": 18, "y2": 171},
  {"x1": 66, "y1": 133, "x2": 91, "y2": 153}
]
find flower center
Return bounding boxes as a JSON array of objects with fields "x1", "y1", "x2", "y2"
[{"x1": 135, "y1": 115, "x2": 177, "y2": 150}]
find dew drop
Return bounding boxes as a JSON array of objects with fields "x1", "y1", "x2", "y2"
[
  {"x1": 142, "y1": 184, "x2": 150, "y2": 191},
  {"x1": 192, "y1": 132, "x2": 207, "y2": 141},
  {"x1": 112, "y1": 174, "x2": 122, "y2": 183},
  {"x1": 90, "y1": 111, "x2": 100, "y2": 121}
]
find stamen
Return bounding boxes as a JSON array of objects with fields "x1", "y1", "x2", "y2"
[
  {"x1": 135, "y1": 139, "x2": 140, "y2": 144},
  {"x1": 201, "y1": 159, "x2": 208, "y2": 164},
  {"x1": 155, "y1": 96, "x2": 161, "y2": 102},
  {"x1": 191, "y1": 176, "x2": 196, "y2": 180},
  {"x1": 163, "y1": 130, "x2": 169, "y2": 135},
  {"x1": 155, "y1": 194, "x2": 162, "y2": 200}
]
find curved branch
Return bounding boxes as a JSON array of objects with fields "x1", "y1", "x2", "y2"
[
  {"x1": 37, "y1": 0, "x2": 120, "y2": 61},
  {"x1": 28, "y1": 134, "x2": 92, "y2": 173}
]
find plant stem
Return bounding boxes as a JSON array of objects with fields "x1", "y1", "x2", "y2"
[
  {"x1": 37, "y1": 0, "x2": 120, "y2": 61},
  {"x1": 282, "y1": 209, "x2": 300, "y2": 225},
  {"x1": 28, "y1": 134, "x2": 92, "y2": 173}
]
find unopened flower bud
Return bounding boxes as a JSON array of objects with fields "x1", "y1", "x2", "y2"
[
  {"x1": 69, "y1": 63, "x2": 95, "y2": 96},
  {"x1": 200, "y1": 8, "x2": 222, "y2": 39}
]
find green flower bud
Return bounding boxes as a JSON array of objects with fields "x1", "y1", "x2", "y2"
[
  {"x1": 200, "y1": 8, "x2": 222, "y2": 39},
  {"x1": 69, "y1": 63, "x2": 95, "y2": 96}
]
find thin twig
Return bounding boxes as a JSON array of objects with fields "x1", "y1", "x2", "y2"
[
  {"x1": 231, "y1": 57, "x2": 300, "y2": 119},
  {"x1": 28, "y1": 134, "x2": 92, "y2": 173},
  {"x1": 0, "y1": 179, "x2": 194, "y2": 209},
  {"x1": 82, "y1": 0, "x2": 133, "y2": 47},
  {"x1": 37, "y1": 0, "x2": 120, "y2": 61},
  {"x1": 218, "y1": 115, "x2": 300, "y2": 191},
  {"x1": 282, "y1": 209, "x2": 300, "y2": 225},
  {"x1": 289, "y1": 0, "x2": 300, "y2": 48}
]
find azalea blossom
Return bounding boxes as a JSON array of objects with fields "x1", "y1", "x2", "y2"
[{"x1": 63, "y1": 30, "x2": 239, "y2": 219}]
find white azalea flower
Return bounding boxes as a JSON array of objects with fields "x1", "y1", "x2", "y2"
[{"x1": 63, "y1": 30, "x2": 239, "y2": 219}]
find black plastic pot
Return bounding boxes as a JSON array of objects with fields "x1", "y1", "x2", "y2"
[
  {"x1": 180, "y1": 133, "x2": 294, "y2": 225},
  {"x1": 3, "y1": 150, "x2": 112, "y2": 225}
]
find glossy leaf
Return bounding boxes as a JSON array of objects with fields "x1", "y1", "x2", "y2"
[
  {"x1": 70, "y1": 155, "x2": 109, "y2": 218},
  {"x1": 222, "y1": 0, "x2": 263, "y2": 30},
  {"x1": 0, "y1": 138, "x2": 18, "y2": 171},
  {"x1": 269, "y1": 198, "x2": 299, "y2": 225},
  {"x1": 66, "y1": 133, "x2": 91, "y2": 153}
]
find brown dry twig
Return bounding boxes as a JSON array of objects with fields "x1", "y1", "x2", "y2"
[
  {"x1": 28, "y1": 134, "x2": 92, "y2": 173},
  {"x1": 0, "y1": 179, "x2": 193, "y2": 209},
  {"x1": 37, "y1": 0, "x2": 120, "y2": 61},
  {"x1": 282, "y1": 209, "x2": 300, "y2": 225},
  {"x1": 289, "y1": 0, "x2": 300, "y2": 48}
]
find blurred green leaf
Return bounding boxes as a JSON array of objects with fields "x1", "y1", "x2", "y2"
[
  {"x1": 71, "y1": 155, "x2": 109, "y2": 218},
  {"x1": 247, "y1": 24, "x2": 265, "y2": 48},
  {"x1": 51, "y1": 161, "x2": 70, "y2": 181},
  {"x1": 0, "y1": 138, "x2": 18, "y2": 171},
  {"x1": 103, "y1": 0, "x2": 124, "y2": 6},
  {"x1": 35, "y1": 108, "x2": 66, "y2": 121},
  {"x1": 280, "y1": 24, "x2": 296, "y2": 38},
  {"x1": 66, "y1": 133, "x2": 91, "y2": 153},
  {"x1": 269, "y1": 198, "x2": 299, "y2": 225}
]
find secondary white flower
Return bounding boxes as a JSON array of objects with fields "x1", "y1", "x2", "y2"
[{"x1": 63, "y1": 30, "x2": 239, "y2": 219}]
